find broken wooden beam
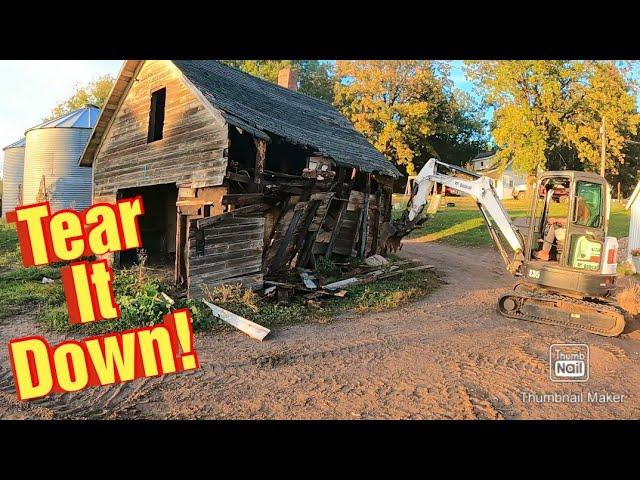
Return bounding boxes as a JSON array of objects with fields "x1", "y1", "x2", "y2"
[
  {"x1": 291, "y1": 200, "x2": 321, "y2": 269},
  {"x1": 263, "y1": 280, "x2": 346, "y2": 298},
  {"x1": 358, "y1": 174, "x2": 371, "y2": 260},
  {"x1": 196, "y1": 203, "x2": 271, "y2": 229},
  {"x1": 225, "y1": 171, "x2": 251, "y2": 184},
  {"x1": 325, "y1": 199, "x2": 347, "y2": 258},
  {"x1": 203, "y1": 300, "x2": 270, "y2": 341},
  {"x1": 222, "y1": 193, "x2": 270, "y2": 207},
  {"x1": 269, "y1": 206, "x2": 305, "y2": 272},
  {"x1": 323, "y1": 276, "x2": 365, "y2": 290},
  {"x1": 323, "y1": 264, "x2": 434, "y2": 290}
]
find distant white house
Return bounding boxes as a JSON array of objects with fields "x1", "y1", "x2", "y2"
[
  {"x1": 626, "y1": 181, "x2": 640, "y2": 269},
  {"x1": 471, "y1": 151, "x2": 528, "y2": 200}
]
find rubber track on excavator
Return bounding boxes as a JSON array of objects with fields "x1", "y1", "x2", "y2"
[{"x1": 497, "y1": 287, "x2": 626, "y2": 337}]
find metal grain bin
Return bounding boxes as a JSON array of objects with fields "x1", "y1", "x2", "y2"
[
  {"x1": 2, "y1": 138, "x2": 26, "y2": 218},
  {"x1": 22, "y1": 105, "x2": 99, "y2": 212}
]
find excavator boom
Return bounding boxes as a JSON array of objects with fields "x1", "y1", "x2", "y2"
[{"x1": 394, "y1": 159, "x2": 525, "y2": 275}]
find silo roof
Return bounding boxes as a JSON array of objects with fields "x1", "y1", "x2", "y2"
[
  {"x1": 26, "y1": 104, "x2": 101, "y2": 133},
  {"x1": 3, "y1": 137, "x2": 26, "y2": 150}
]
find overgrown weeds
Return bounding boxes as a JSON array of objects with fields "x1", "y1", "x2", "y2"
[
  {"x1": 1, "y1": 218, "x2": 441, "y2": 334},
  {"x1": 39, "y1": 267, "x2": 215, "y2": 334}
]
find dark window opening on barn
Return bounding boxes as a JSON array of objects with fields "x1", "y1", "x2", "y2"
[
  {"x1": 117, "y1": 184, "x2": 178, "y2": 271},
  {"x1": 147, "y1": 88, "x2": 166, "y2": 143},
  {"x1": 228, "y1": 126, "x2": 257, "y2": 174},
  {"x1": 265, "y1": 137, "x2": 307, "y2": 175},
  {"x1": 352, "y1": 170, "x2": 369, "y2": 191}
]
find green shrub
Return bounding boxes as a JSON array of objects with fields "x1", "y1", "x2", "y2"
[{"x1": 39, "y1": 267, "x2": 215, "y2": 334}]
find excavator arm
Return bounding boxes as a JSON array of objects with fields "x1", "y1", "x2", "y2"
[{"x1": 393, "y1": 158, "x2": 525, "y2": 275}]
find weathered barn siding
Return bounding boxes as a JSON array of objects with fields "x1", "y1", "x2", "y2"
[
  {"x1": 188, "y1": 216, "x2": 265, "y2": 298},
  {"x1": 92, "y1": 60, "x2": 228, "y2": 202}
]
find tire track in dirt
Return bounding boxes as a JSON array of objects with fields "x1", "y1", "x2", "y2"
[{"x1": 1, "y1": 242, "x2": 640, "y2": 419}]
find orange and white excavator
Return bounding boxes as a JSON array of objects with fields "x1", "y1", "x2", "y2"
[{"x1": 391, "y1": 158, "x2": 625, "y2": 337}]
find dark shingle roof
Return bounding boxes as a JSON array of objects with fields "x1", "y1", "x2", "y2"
[{"x1": 173, "y1": 60, "x2": 400, "y2": 178}]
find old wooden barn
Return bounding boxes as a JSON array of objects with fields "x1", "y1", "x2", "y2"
[{"x1": 79, "y1": 60, "x2": 401, "y2": 299}]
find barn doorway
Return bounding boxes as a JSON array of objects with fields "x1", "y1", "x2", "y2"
[{"x1": 117, "y1": 184, "x2": 178, "y2": 273}]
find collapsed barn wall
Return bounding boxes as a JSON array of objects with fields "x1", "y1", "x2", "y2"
[{"x1": 186, "y1": 139, "x2": 395, "y2": 298}]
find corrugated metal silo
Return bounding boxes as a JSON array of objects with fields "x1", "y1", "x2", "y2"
[
  {"x1": 22, "y1": 104, "x2": 99, "y2": 212},
  {"x1": 2, "y1": 138, "x2": 26, "y2": 218}
]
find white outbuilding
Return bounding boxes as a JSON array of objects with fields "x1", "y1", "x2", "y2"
[{"x1": 626, "y1": 181, "x2": 640, "y2": 270}]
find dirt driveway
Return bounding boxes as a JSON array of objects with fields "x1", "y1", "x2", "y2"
[{"x1": 1, "y1": 241, "x2": 640, "y2": 419}]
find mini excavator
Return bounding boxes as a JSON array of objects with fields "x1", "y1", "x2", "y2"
[{"x1": 391, "y1": 158, "x2": 625, "y2": 337}]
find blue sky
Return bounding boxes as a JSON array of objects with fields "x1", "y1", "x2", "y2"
[{"x1": 449, "y1": 60, "x2": 474, "y2": 93}]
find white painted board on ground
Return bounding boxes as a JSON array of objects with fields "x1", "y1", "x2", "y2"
[{"x1": 203, "y1": 300, "x2": 271, "y2": 341}]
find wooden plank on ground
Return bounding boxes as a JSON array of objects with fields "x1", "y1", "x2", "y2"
[{"x1": 203, "y1": 300, "x2": 270, "y2": 341}]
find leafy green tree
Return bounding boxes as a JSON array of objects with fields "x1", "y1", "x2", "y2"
[
  {"x1": 47, "y1": 74, "x2": 115, "y2": 120},
  {"x1": 423, "y1": 90, "x2": 489, "y2": 167},
  {"x1": 295, "y1": 61, "x2": 335, "y2": 103},
  {"x1": 466, "y1": 60, "x2": 640, "y2": 178},
  {"x1": 220, "y1": 60, "x2": 335, "y2": 102}
]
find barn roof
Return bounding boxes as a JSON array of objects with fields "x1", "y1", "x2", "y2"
[
  {"x1": 627, "y1": 181, "x2": 640, "y2": 210},
  {"x1": 79, "y1": 60, "x2": 400, "y2": 178}
]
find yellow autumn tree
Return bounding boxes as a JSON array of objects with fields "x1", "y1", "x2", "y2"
[
  {"x1": 466, "y1": 60, "x2": 640, "y2": 176},
  {"x1": 334, "y1": 60, "x2": 465, "y2": 175},
  {"x1": 47, "y1": 74, "x2": 115, "y2": 120}
]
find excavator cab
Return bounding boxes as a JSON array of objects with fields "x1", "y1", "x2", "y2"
[{"x1": 521, "y1": 171, "x2": 618, "y2": 299}]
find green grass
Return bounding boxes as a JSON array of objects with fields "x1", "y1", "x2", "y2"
[
  {"x1": 392, "y1": 194, "x2": 631, "y2": 248},
  {"x1": 608, "y1": 202, "x2": 631, "y2": 240},
  {"x1": 0, "y1": 218, "x2": 441, "y2": 334},
  {"x1": 0, "y1": 220, "x2": 67, "y2": 320}
]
